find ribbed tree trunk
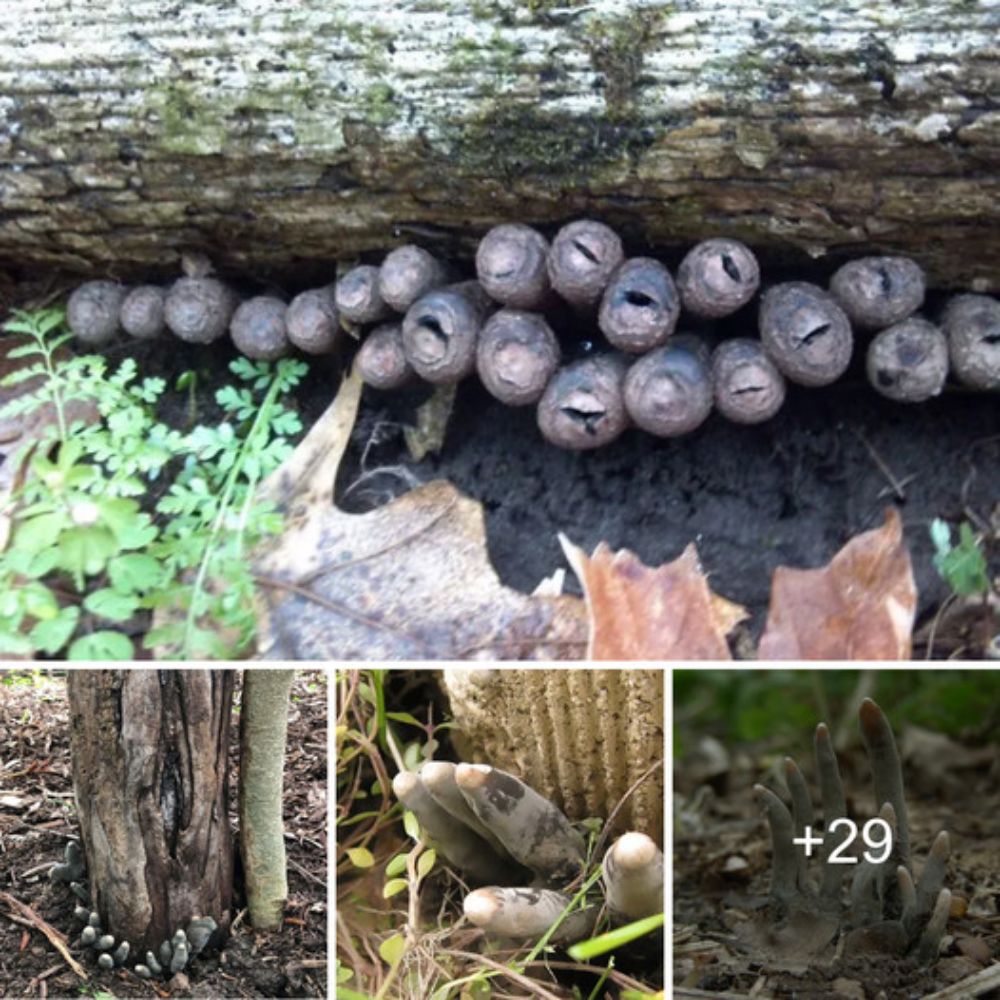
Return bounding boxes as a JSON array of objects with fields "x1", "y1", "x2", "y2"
[
  {"x1": 1, "y1": 2, "x2": 997, "y2": 289},
  {"x1": 66, "y1": 670, "x2": 234, "y2": 956}
]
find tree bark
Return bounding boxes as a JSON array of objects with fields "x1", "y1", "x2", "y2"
[
  {"x1": 239, "y1": 669, "x2": 293, "y2": 930},
  {"x1": 66, "y1": 669, "x2": 234, "y2": 955},
  {"x1": 1, "y1": 2, "x2": 998, "y2": 290}
]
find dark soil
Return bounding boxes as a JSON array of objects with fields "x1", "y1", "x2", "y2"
[{"x1": 0, "y1": 670, "x2": 327, "y2": 999}]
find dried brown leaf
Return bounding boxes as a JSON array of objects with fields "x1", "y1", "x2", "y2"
[
  {"x1": 759, "y1": 507, "x2": 916, "y2": 660},
  {"x1": 561, "y1": 537, "x2": 746, "y2": 660}
]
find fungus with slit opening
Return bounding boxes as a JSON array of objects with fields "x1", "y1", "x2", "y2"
[
  {"x1": 537, "y1": 354, "x2": 630, "y2": 450},
  {"x1": 866, "y1": 318, "x2": 949, "y2": 402},
  {"x1": 120, "y1": 285, "x2": 166, "y2": 340},
  {"x1": 229, "y1": 295, "x2": 290, "y2": 361},
  {"x1": 379, "y1": 245, "x2": 449, "y2": 312},
  {"x1": 476, "y1": 309, "x2": 561, "y2": 406},
  {"x1": 67, "y1": 281, "x2": 127, "y2": 346},
  {"x1": 401, "y1": 281, "x2": 490, "y2": 384},
  {"x1": 759, "y1": 282, "x2": 853, "y2": 386},
  {"x1": 164, "y1": 254, "x2": 238, "y2": 344},
  {"x1": 599, "y1": 258, "x2": 680, "y2": 353},
  {"x1": 677, "y1": 238, "x2": 760, "y2": 319},
  {"x1": 711, "y1": 338, "x2": 786, "y2": 424},
  {"x1": 547, "y1": 219, "x2": 625, "y2": 311},
  {"x1": 830, "y1": 256, "x2": 925, "y2": 331},
  {"x1": 286, "y1": 286, "x2": 340, "y2": 355},
  {"x1": 336, "y1": 264, "x2": 392, "y2": 324},
  {"x1": 941, "y1": 293, "x2": 1000, "y2": 390},
  {"x1": 476, "y1": 224, "x2": 552, "y2": 309},
  {"x1": 623, "y1": 335, "x2": 713, "y2": 437}
]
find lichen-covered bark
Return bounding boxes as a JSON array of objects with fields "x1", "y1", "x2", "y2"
[
  {"x1": 66, "y1": 670, "x2": 234, "y2": 954},
  {"x1": 1, "y1": 1, "x2": 998, "y2": 289}
]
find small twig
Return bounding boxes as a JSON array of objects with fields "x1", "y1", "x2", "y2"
[
  {"x1": 0, "y1": 891, "x2": 87, "y2": 980},
  {"x1": 853, "y1": 428, "x2": 910, "y2": 501}
]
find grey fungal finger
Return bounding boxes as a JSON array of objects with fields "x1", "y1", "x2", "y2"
[
  {"x1": 379, "y1": 245, "x2": 449, "y2": 312},
  {"x1": 784, "y1": 758, "x2": 814, "y2": 890},
  {"x1": 72, "y1": 906, "x2": 90, "y2": 923},
  {"x1": 391, "y1": 771, "x2": 514, "y2": 884},
  {"x1": 70, "y1": 882, "x2": 89, "y2": 903},
  {"x1": 67, "y1": 281, "x2": 126, "y2": 346},
  {"x1": 158, "y1": 939, "x2": 173, "y2": 969},
  {"x1": 624, "y1": 335, "x2": 713, "y2": 437},
  {"x1": 677, "y1": 239, "x2": 760, "y2": 318},
  {"x1": 941, "y1": 293, "x2": 1000, "y2": 390},
  {"x1": 602, "y1": 832, "x2": 664, "y2": 921},
  {"x1": 120, "y1": 285, "x2": 166, "y2": 340},
  {"x1": 170, "y1": 939, "x2": 189, "y2": 974},
  {"x1": 145, "y1": 950, "x2": 163, "y2": 976},
  {"x1": 898, "y1": 866, "x2": 918, "y2": 935},
  {"x1": 476, "y1": 309, "x2": 561, "y2": 406},
  {"x1": 134, "y1": 964, "x2": 152, "y2": 979},
  {"x1": 112, "y1": 941, "x2": 129, "y2": 966},
  {"x1": 229, "y1": 296, "x2": 290, "y2": 361},
  {"x1": 759, "y1": 282, "x2": 853, "y2": 386},
  {"x1": 402, "y1": 282, "x2": 490, "y2": 383},
  {"x1": 81, "y1": 926, "x2": 98, "y2": 947},
  {"x1": 599, "y1": 258, "x2": 680, "y2": 354},
  {"x1": 915, "y1": 831, "x2": 950, "y2": 920},
  {"x1": 814, "y1": 723, "x2": 848, "y2": 902},
  {"x1": 95, "y1": 934, "x2": 115, "y2": 951},
  {"x1": 711, "y1": 339, "x2": 786, "y2": 424},
  {"x1": 356, "y1": 323, "x2": 414, "y2": 390},
  {"x1": 463, "y1": 887, "x2": 595, "y2": 944},
  {"x1": 286, "y1": 286, "x2": 340, "y2": 355},
  {"x1": 830, "y1": 256, "x2": 925, "y2": 331},
  {"x1": 915, "y1": 888, "x2": 951, "y2": 963},
  {"x1": 866, "y1": 318, "x2": 949, "y2": 402},
  {"x1": 98, "y1": 953, "x2": 114, "y2": 971},
  {"x1": 88, "y1": 911, "x2": 101, "y2": 928},
  {"x1": 537, "y1": 354, "x2": 629, "y2": 450},
  {"x1": 186, "y1": 916, "x2": 218, "y2": 957},
  {"x1": 476, "y1": 224, "x2": 551, "y2": 309},
  {"x1": 859, "y1": 699, "x2": 909, "y2": 866},
  {"x1": 52, "y1": 841, "x2": 86, "y2": 883},
  {"x1": 164, "y1": 275, "x2": 237, "y2": 344},
  {"x1": 454, "y1": 763, "x2": 585, "y2": 882},
  {"x1": 547, "y1": 219, "x2": 625, "y2": 311},
  {"x1": 753, "y1": 784, "x2": 797, "y2": 909},
  {"x1": 336, "y1": 264, "x2": 392, "y2": 324}
]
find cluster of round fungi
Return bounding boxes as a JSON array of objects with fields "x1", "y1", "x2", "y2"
[{"x1": 65, "y1": 224, "x2": 1000, "y2": 450}]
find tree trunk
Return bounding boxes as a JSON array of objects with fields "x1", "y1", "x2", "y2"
[
  {"x1": 66, "y1": 669, "x2": 234, "y2": 955},
  {"x1": 239, "y1": 669, "x2": 293, "y2": 930},
  {"x1": 1, "y1": 2, "x2": 998, "y2": 290}
]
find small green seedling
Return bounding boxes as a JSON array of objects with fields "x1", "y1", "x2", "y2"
[{"x1": 930, "y1": 519, "x2": 991, "y2": 598}]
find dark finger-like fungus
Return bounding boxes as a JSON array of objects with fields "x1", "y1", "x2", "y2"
[
  {"x1": 454, "y1": 763, "x2": 585, "y2": 882},
  {"x1": 98, "y1": 953, "x2": 114, "y2": 970},
  {"x1": 830, "y1": 256, "x2": 925, "y2": 331},
  {"x1": 286, "y1": 286, "x2": 340, "y2": 355},
  {"x1": 476, "y1": 309, "x2": 561, "y2": 406},
  {"x1": 50, "y1": 840, "x2": 86, "y2": 883},
  {"x1": 145, "y1": 950, "x2": 163, "y2": 976},
  {"x1": 711, "y1": 339, "x2": 786, "y2": 424},
  {"x1": 759, "y1": 282, "x2": 853, "y2": 386},
  {"x1": 941, "y1": 293, "x2": 1000, "y2": 390},
  {"x1": 547, "y1": 219, "x2": 625, "y2": 311},
  {"x1": 67, "y1": 281, "x2": 127, "y2": 346},
  {"x1": 81, "y1": 926, "x2": 98, "y2": 947},
  {"x1": 623, "y1": 335, "x2": 713, "y2": 437},
  {"x1": 601, "y1": 831, "x2": 664, "y2": 921},
  {"x1": 866, "y1": 318, "x2": 949, "y2": 402},
  {"x1": 120, "y1": 285, "x2": 166, "y2": 340},
  {"x1": 164, "y1": 274, "x2": 237, "y2": 344},
  {"x1": 599, "y1": 258, "x2": 680, "y2": 354},
  {"x1": 463, "y1": 887, "x2": 595, "y2": 944},
  {"x1": 355, "y1": 322, "x2": 414, "y2": 390},
  {"x1": 229, "y1": 296, "x2": 289, "y2": 361},
  {"x1": 170, "y1": 933, "x2": 189, "y2": 974},
  {"x1": 476, "y1": 224, "x2": 551, "y2": 309},
  {"x1": 677, "y1": 239, "x2": 760, "y2": 318},
  {"x1": 401, "y1": 281, "x2": 489, "y2": 384},
  {"x1": 379, "y1": 245, "x2": 449, "y2": 312},
  {"x1": 335, "y1": 264, "x2": 392, "y2": 324},
  {"x1": 536, "y1": 354, "x2": 629, "y2": 449},
  {"x1": 70, "y1": 881, "x2": 89, "y2": 902}
]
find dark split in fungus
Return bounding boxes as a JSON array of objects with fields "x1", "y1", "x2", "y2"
[
  {"x1": 378, "y1": 245, "x2": 449, "y2": 312},
  {"x1": 476, "y1": 309, "x2": 561, "y2": 406},
  {"x1": 475, "y1": 223, "x2": 552, "y2": 310},
  {"x1": 229, "y1": 296, "x2": 289, "y2": 361},
  {"x1": 677, "y1": 238, "x2": 760, "y2": 319},
  {"x1": 537, "y1": 354, "x2": 630, "y2": 450},
  {"x1": 866, "y1": 318, "x2": 949, "y2": 403},
  {"x1": 547, "y1": 219, "x2": 626, "y2": 311},
  {"x1": 599, "y1": 258, "x2": 680, "y2": 354},
  {"x1": 711, "y1": 339, "x2": 787, "y2": 424},
  {"x1": 830, "y1": 256, "x2": 926, "y2": 331},
  {"x1": 355, "y1": 322, "x2": 414, "y2": 390},
  {"x1": 941, "y1": 293, "x2": 1000, "y2": 390}
]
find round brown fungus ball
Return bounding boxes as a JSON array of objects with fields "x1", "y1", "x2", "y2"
[
  {"x1": 759, "y1": 281, "x2": 853, "y2": 386},
  {"x1": 476, "y1": 310, "x2": 561, "y2": 407},
  {"x1": 120, "y1": 285, "x2": 166, "y2": 340},
  {"x1": 67, "y1": 281, "x2": 127, "y2": 346},
  {"x1": 164, "y1": 275, "x2": 237, "y2": 344},
  {"x1": 677, "y1": 239, "x2": 760, "y2": 319},
  {"x1": 599, "y1": 258, "x2": 680, "y2": 354},
  {"x1": 830, "y1": 256, "x2": 925, "y2": 330},
  {"x1": 475, "y1": 224, "x2": 551, "y2": 310},
  {"x1": 537, "y1": 354, "x2": 629, "y2": 450},
  {"x1": 336, "y1": 264, "x2": 391, "y2": 324},
  {"x1": 624, "y1": 335, "x2": 713, "y2": 437},
  {"x1": 402, "y1": 282, "x2": 489, "y2": 384},
  {"x1": 229, "y1": 296, "x2": 290, "y2": 361},
  {"x1": 286, "y1": 286, "x2": 340, "y2": 355},
  {"x1": 711, "y1": 338, "x2": 786, "y2": 424},
  {"x1": 866, "y1": 318, "x2": 949, "y2": 403},
  {"x1": 356, "y1": 323, "x2": 413, "y2": 390},
  {"x1": 547, "y1": 220, "x2": 625, "y2": 311},
  {"x1": 378, "y1": 245, "x2": 448, "y2": 313},
  {"x1": 941, "y1": 293, "x2": 1000, "y2": 390}
]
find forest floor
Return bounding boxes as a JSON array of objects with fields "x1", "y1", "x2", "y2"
[
  {"x1": 0, "y1": 670, "x2": 327, "y2": 999},
  {"x1": 673, "y1": 699, "x2": 1000, "y2": 999}
]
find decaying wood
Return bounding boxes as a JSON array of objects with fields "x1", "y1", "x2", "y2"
[{"x1": 1, "y1": 2, "x2": 998, "y2": 289}]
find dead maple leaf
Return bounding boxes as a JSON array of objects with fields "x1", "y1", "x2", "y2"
[
  {"x1": 251, "y1": 370, "x2": 587, "y2": 660},
  {"x1": 758, "y1": 507, "x2": 916, "y2": 660},
  {"x1": 560, "y1": 537, "x2": 747, "y2": 660}
]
